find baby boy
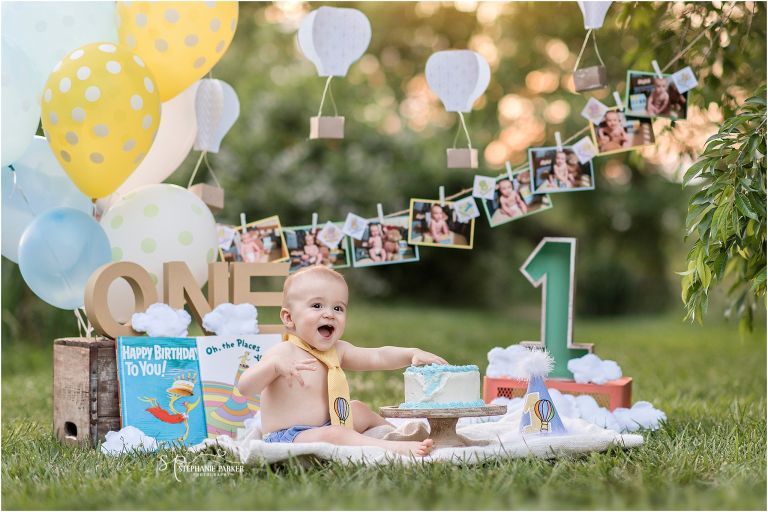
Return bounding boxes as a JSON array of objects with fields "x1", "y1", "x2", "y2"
[{"x1": 237, "y1": 265, "x2": 447, "y2": 456}]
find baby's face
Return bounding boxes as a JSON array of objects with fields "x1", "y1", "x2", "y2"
[
  {"x1": 605, "y1": 112, "x2": 621, "y2": 129},
  {"x1": 499, "y1": 180, "x2": 513, "y2": 197},
  {"x1": 283, "y1": 273, "x2": 348, "y2": 351},
  {"x1": 305, "y1": 234, "x2": 315, "y2": 245},
  {"x1": 430, "y1": 205, "x2": 445, "y2": 221},
  {"x1": 555, "y1": 152, "x2": 566, "y2": 166},
  {"x1": 653, "y1": 77, "x2": 667, "y2": 88},
  {"x1": 370, "y1": 225, "x2": 381, "y2": 236}
]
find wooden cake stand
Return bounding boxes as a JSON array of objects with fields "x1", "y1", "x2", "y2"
[{"x1": 379, "y1": 405, "x2": 507, "y2": 448}]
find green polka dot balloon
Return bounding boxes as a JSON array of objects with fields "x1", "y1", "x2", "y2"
[{"x1": 100, "y1": 184, "x2": 217, "y2": 321}]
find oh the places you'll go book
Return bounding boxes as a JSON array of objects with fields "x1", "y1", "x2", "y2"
[
  {"x1": 116, "y1": 337, "x2": 207, "y2": 447},
  {"x1": 117, "y1": 334, "x2": 282, "y2": 444},
  {"x1": 196, "y1": 334, "x2": 282, "y2": 438}
]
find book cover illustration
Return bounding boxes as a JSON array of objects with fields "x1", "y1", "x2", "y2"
[
  {"x1": 116, "y1": 336, "x2": 207, "y2": 447},
  {"x1": 196, "y1": 334, "x2": 282, "y2": 438}
]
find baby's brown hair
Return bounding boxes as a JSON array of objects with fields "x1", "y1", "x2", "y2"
[{"x1": 282, "y1": 266, "x2": 347, "y2": 308}]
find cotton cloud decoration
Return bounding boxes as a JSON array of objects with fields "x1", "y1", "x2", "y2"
[
  {"x1": 567, "y1": 353, "x2": 622, "y2": 384},
  {"x1": 131, "y1": 303, "x2": 191, "y2": 338},
  {"x1": 100, "y1": 426, "x2": 158, "y2": 456},
  {"x1": 202, "y1": 303, "x2": 259, "y2": 336}
]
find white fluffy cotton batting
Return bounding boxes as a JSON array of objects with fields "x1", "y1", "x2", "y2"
[
  {"x1": 100, "y1": 426, "x2": 158, "y2": 456},
  {"x1": 202, "y1": 303, "x2": 259, "y2": 336},
  {"x1": 131, "y1": 303, "x2": 191, "y2": 338},
  {"x1": 567, "y1": 353, "x2": 623, "y2": 384}
]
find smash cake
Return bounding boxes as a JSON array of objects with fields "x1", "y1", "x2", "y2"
[{"x1": 400, "y1": 364, "x2": 485, "y2": 409}]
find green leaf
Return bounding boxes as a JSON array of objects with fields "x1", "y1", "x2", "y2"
[{"x1": 734, "y1": 195, "x2": 759, "y2": 220}]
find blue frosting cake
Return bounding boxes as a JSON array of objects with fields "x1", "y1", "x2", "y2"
[{"x1": 399, "y1": 364, "x2": 484, "y2": 409}]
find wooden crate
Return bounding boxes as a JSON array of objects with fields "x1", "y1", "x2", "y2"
[
  {"x1": 53, "y1": 337, "x2": 119, "y2": 446},
  {"x1": 483, "y1": 376, "x2": 632, "y2": 411}
]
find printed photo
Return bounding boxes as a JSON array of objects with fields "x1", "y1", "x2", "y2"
[
  {"x1": 351, "y1": 215, "x2": 420, "y2": 268},
  {"x1": 482, "y1": 169, "x2": 553, "y2": 228},
  {"x1": 529, "y1": 146, "x2": 595, "y2": 194},
  {"x1": 407, "y1": 199, "x2": 475, "y2": 250},
  {"x1": 589, "y1": 108, "x2": 656, "y2": 156},
  {"x1": 625, "y1": 70, "x2": 688, "y2": 120},
  {"x1": 283, "y1": 223, "x2": 351, "y2": 273},
  {"x1": 219, "y1": 215, "x2": 289, "y2": 263}
]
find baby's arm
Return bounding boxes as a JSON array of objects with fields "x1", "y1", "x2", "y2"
[
  {"x1": 337, "y1": 340, "x2": 447, "y2": 371},
  {"x1": 237, "y1": 348, "x2": 318, "y2": 397}
]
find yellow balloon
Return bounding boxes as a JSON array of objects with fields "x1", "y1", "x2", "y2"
[
  {"x1": 41, "y1": 43, "x2": 161, "y2": 199},
  {"x1": 117, "y1": 1, "x2": 239, "y2": 102}
]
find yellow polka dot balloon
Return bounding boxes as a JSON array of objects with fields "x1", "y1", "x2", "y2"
[
  {"x1": 41, "y1": 43, "x2": 161, "y2": 199},
  {"x1": 117, "y1": 1, "x2": 239, "y2": 102}
]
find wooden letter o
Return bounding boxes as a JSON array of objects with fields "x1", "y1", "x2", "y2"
[{"x1": 84, "y1": 262, "x2": 158, "y2": 339}]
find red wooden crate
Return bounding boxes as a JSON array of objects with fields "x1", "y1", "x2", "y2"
[{"x1": 483, "y1": 376, "x2": 632, "y2": 411}]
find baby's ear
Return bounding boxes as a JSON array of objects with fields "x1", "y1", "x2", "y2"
[{"x1": 279, "y1": 307, "x2": 294, "y2": 329}]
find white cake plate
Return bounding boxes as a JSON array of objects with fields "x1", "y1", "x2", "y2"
[{"x1": 379, "y1": 405, "x2": 507, "y2": 449}]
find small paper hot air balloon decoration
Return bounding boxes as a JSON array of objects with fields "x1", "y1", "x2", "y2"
[
  {"x1": 518, "y1": 349, "x2": 567, "y2": 435},
  {"x1": 573, "y1": 1, "x2": 612, "y2": 92},
  {"x1": 426, "y1": 50, "x2": 490, "y2": 169},
  {"x1": 297, "y1": 6, "x2": 371, "y2": 140},
  {"x1": 334, "y1": 396, "x2": 350, "y2": 425}
]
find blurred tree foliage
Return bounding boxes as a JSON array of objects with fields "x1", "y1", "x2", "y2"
[
  {"x1": 681, "y1": 86, "x2": 766, "y2": 334},
  {"x1": 2, "y1": 2, "x2": 765, "y2": 344}
]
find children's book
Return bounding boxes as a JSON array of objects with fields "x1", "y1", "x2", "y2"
[
  {"x1": 116, "y1": 337, "x2": 207, "y2": 447},
  {"x1": 196, "y1": 334, "x2": 282, "y2": 438}
]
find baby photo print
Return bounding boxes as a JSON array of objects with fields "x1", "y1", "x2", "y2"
[
  {"x1": 351, "y1": 215, "x2": 420, "y2": 268},
  {"x1": 283, "y1": 223, "x2": 350, "y2": 273},
  {"x1": 218, "y1": 215, "x2": 289, "y2": 264},
  {"x1": 625, "y1": 70, "x2": 689, "y2": 120},
  {"x1": 408, "y1": 199, "x2": 475, "y2": 250},
  {"x1": 590, "y1": 108, "x2": 656, "y2": 156},
  {"x1": 529, "y1": 146, "x2": 595, "y2": 194},
  {"x1": 482, "y1": 168, "x2": 552, "y2": 228}
]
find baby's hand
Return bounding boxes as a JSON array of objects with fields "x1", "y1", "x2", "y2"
[
  {"x1": 274, "y1": 358, "x2": 318, "y2": 387},
  {"x1": 411, "y1": 350, "x2": 448, "y2": 367}
]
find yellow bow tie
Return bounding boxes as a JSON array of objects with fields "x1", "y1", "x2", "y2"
[{"x1": 285, "y1": 334, "x2": 354, "y2": 429}]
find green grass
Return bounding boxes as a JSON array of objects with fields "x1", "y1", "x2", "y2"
[{"x1": 2, "y1": 304, "x2": 766, "y2": 510}]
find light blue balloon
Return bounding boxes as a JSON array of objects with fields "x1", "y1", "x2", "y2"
[
  {"x1": 1, "y1": 37, "x2": 42, "y2": 166},
  {"x1": 2, "y1": 136, "x2": 92, "y2": 262},
  {"x1": 18, "y1": 207, "x2": 111, "y2": 310},
  {"x1": 0, "y1": 2, "x2": 117, "y2": 94}
]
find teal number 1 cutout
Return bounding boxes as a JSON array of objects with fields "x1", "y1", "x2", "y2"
[{"x1": 520, "y1": 238, "x2": 593, "y2": 379}]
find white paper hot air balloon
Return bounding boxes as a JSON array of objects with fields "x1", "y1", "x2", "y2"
[
  {"x1": 194, "y1": 79, "x2": 240, "y2": 153},
  {"x1": 298, "y1": 6, "x2": 371, "y2": 77},
  {"x1": 425, "y1": 50, "x2": 491, "y2": 113},
  {"x1": 577, "y1": 1, "x2": 613, "y2": 30}
]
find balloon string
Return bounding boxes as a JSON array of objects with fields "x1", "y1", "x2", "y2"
[
  {"x1": 187, "y1": 151, "x2": 207, "y2": 188},
  {"x1": 382, "y1": 125, "x2": 591, "y2": 218},
  {"x1": 591, "y1": 30, "x2": 605, "y2": 68},
  {"x1": 573, "y1": 29, "x2": 593, "y2": 72},
  {"x1": 203, "y1": 152, "x2": 222, "y2": 188},
  {"x1": 74, "y1": 308, "x2": 89, "y2": 338},
  {"x1": 317, "y1": 76, "x2": 335, "y2": 117},
  {"x1": 458, "y1": 112, "x2": 473, "y2": 150},
  {"x1": 80, "y1": 307, "x2": 94, "y2": 338}
]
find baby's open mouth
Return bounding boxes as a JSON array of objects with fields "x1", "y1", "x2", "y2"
[{"x1": 317, "y1": 324, "x2": 335, "y2": 338}]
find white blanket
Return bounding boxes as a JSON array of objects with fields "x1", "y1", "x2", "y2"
[{"x1": 189, "y1": 411, "x2": 644, "y2": 466}]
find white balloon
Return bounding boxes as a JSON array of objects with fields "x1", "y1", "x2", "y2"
[
  {"x1": 1, "y1": 1, "x2": 117, "y2": 95},
  {"x1": 100, "y1": 184, "x2": 217, "y2": 322},
  {"x1": 98, "y1": 81, "x2": 199, "y2": 211},
  {"x1": 577, "y1": 1, "x2": 613, "y2": 30},
  {"x1": 426, "y1": 50, "x2": 491, "y2": 113},
  {"x1": 297, "y1": 6, "x2": 371, "y2": 77},
  {"x1": 194, "y1": 79, "x2": 239, "y2": 153},
  {"x1": 1, "y1": 38, "x2": 42, "y2": 166}
]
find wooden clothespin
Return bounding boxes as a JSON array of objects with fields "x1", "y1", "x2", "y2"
[
  {"x1": 505, "y1": 161, "x2": 514, "y2": 181},
  {"x1": 613, "y1": 91, "x2": 624, "y2": 111},
  {"x1": 651, "y1": 60, "x2": 664, "y2": 78},
  {"x1": 439, "y1": 186, "x2": 445, "y2": 207},
  {"x1": 377, "y1": 203, "x2": 385, "y2": 225},
  {"x1": 311, "y1": 212, "x2": 318, "y2": 232},
  {"x1": 555, "y1": 132, "x2": 563, "y2": 152}
]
